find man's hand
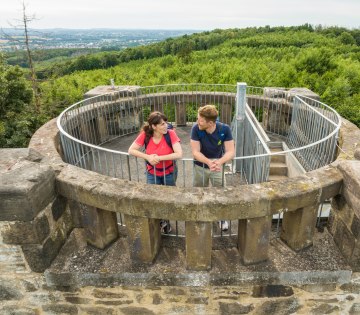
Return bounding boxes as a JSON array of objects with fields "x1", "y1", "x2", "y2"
[{"x1": 208, "y1": 159, "x2": 222, "y2": 172}]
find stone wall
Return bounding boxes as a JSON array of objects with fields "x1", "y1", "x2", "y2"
[
  {"x1": 326, "y1": 116, "x2": 360, "y2": 271},
  {"x1": 329, "y1": 158, "x2": 360, "y2": 271}
]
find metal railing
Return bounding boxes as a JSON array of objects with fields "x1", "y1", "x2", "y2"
[
  {"x1": 57, "y1": 83, "x2": 341, "y2": 238},
  {"x1": 287, "y1": 95, "x2": 340, "y2": 171}
]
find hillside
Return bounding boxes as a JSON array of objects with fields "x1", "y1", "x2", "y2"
[{"x1": 1, "y1": 24, "x2": 360, "y2": 147}]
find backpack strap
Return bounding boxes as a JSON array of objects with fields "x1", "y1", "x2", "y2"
[
  {"x1": 196, "y1": 122, "x2": 226, "y2": 144},
  {"x1": 217, "y1": 122, "x2": 226, "y2": 145},
  {"x1": 144, "y1": 132, "x2": 173, "y2": 151},
  {"x1": 164, "y1": 132, "x2": 173, "y2": 151}
]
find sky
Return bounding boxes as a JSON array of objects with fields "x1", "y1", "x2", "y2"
[{"x1": 0, "y1": 0, "x2": 359, "y2": 30}]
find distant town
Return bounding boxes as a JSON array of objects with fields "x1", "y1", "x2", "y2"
[{"x1": 0, "y1": 28, "x2": 201, "y2": 51}]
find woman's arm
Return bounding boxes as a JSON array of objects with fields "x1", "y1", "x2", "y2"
[
  {"x1": 128, "y1": 141, "x2": 159, "y2": 165},
  {"x1": 158, "y1": 141, "x2": 183, "y2": 161}
]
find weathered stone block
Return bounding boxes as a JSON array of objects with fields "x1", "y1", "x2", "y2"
[
  {"x1": 337, "y1": 161, "x2": 360, "y2": 201},
  {"x1": 42, "y1": 304, "x2": 78, "y2": 315},
  {"x1": 238, "y1": 215, "x2": 272, "y2": 264},
  {"x1": 288, "y1": 87, "x2": 320, "y2": 100},
  {"x1": 252, "y1": 285, "x2": 294, "y2": 297},
  {"x1": 0, "y1": 162, "x2": 55, "y2": 221},
  {"x1": 351, "y1": 214, "x2": 360, "y2": 240},
  {"x1": 333, "y1": 219, "x2": 355, "y2": 261},
  {"x1": 83, "y1": 85, "x2": 140, "y2": 99},
  {"x1": 81, "y1": 205, "x2": 119, "y2": 249},
  {"x1": 219, "y1": 302, "x2": 254, "y2": 315},
  {"x1": 332, "y1": 195, "x2": 354, "y2": 227},
  {"x1": 124, "y1": 214, "x2": 160, "y2": 263},
  {"x1": 51, "y1": 195, "x2": 67, "y2": 221},
  {"x1": 1, "y1": 213, "x2": 50, "y2": 245},
  {"x1": 0, "y1": 148, "x2": 29, "y2": 169},
  {"x1": 281, "y1": 205, "x2": 318, "y2": 251},
  {"x1": 68, "y1": 200, "x2": 83, "y2": 228},
  {"x1": 270, "y1": 177, "x2": 321, "y2": 213},
  {"x1": 343, "y1": 188, "x2": 360, "y2": 217},
  {"x1": 21, "y1": 229, "x2": 67, "y2": 272},
  {"x1": 185, "y1": 221, "x2": 212, "y2": 271},
  {"x1": 313, "y1": 167, "x2": 343, "y2": 202},
  {"x1": 350, "y1": 240, "x2": 360, "y2": 271},
  {"x1": 0, "y1": 281, "x2": 24, "y2": 301},
  {"x1": 355, "y1": 148, "x2": 360, "y2": 160},
  {"x1": 327, "y1": 206, "x2": 337, "y2": 236},
  {"x1": 258, "y1": 297, "x2": 301, "y2": 314}
]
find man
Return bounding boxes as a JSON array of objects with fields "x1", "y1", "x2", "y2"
[{"x1": 190, "y1": 105, "x2": 235, "y2": 231}]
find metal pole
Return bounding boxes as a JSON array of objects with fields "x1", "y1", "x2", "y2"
[{"x1": 235, "y1": 82, "x2": 246, "y2": 172}]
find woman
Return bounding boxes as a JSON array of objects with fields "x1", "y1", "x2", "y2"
[{"x1": 128, "y1": 111, "x2": 182, "y2": 233}]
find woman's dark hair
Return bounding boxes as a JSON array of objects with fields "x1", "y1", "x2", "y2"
[{"x1": 142, "y1": 111, "x2": 168, "y2": 142}]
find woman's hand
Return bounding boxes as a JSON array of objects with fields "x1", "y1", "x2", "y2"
[{"x1": 147, "y1": 154, "x2": 160, "y2": 166}]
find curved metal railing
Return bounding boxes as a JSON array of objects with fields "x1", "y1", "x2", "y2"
[
  {"x1": 56, "y1": 83, "x2": 341, "y2": 238},
  {"x1": 57, "y1": 84, "x2": 340, "y2": 182}
]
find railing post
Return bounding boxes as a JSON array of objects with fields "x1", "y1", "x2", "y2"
[
  {"x1": 220, "y1": 103, "x2": 232, "y2": 126},
  {"x1": 97, "y1": 116, "x2": 108, "y2": 143},
  {"x1": 175, "y1": 100, "x2": 187, "y2": 126},
  {"x1": 235, "y1": 82, "x2": 246, "y2": 172}
]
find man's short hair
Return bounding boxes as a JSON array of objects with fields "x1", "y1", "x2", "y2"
[{"x1": 198, "y1": 105, "x2": 218, "y2": 122}]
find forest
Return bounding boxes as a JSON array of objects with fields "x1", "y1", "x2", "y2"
[{"x1": 1, "y1": 24, "x2": 360, "y2": 148}]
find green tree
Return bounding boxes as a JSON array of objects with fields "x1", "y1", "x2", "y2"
[
  {"x1": 0, "y1": 54, "x2": 35, "y2": 147},
  {"x1": 295, "y1": 48, "x2": 336, "y2": 75},
  {"x1": 0, "y1": 57, "x2": 32, "y2": 119},
  {"x1": 339, "y1": 32, "x2": 356, "y2": 45}
]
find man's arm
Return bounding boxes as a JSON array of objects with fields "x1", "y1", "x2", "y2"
[
  {"x1": 190, "y1": 139, "x2": 213, "y2": 168},
  {"x1": 217, "y1": 140, "x2": 235, "y2": 167}
]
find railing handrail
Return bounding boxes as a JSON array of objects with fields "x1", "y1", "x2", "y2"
[{"x1": 296, "y1": 95, "x2": 341, "y2": 126}]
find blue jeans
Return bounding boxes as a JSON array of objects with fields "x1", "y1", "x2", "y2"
[{"x1": 146, "y1": 171, "x2": 176, "y2": 186}]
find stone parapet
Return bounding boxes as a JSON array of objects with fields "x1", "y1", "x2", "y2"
[
  {"x1": 0, "y1": 149, "x2": 75, "y2": 272},
  {"x1": 18, "y1": 90, "x2": 360, "y2": 272},
  {"x1": 55, "y1": 163, "x2": 341, "y2": 221},
  {"x1": 336, "y1": 119, "x2": 360, "y2": 161}
]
